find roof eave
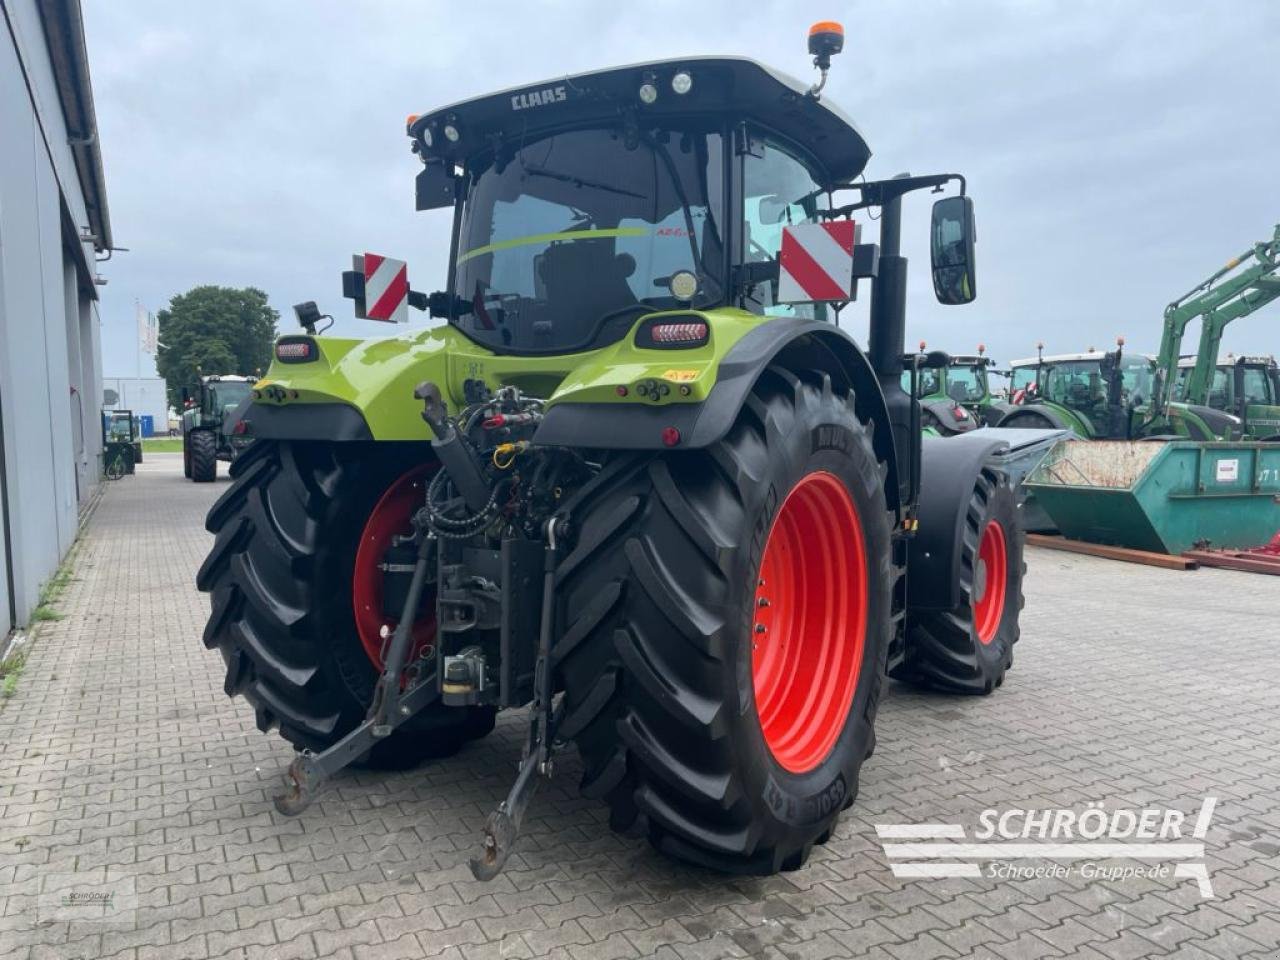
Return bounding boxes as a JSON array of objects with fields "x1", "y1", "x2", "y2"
[{"x1": 37, "y1": 0, "x2": 111, "y2": 253}]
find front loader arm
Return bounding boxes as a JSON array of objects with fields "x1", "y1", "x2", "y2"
[{"x1": 1167, "y1": 224, "x2": 1280, "y2": 406}]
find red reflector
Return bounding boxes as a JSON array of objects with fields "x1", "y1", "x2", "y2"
[
  {"x1": 651, "y1": 322, "x2": 708, "y2": 344},
  {"x1": 232, "y1": 420, "x2": 249, "y2": 435},
  {"x1": 661, "y1": 426, "x2": 681, "y2": 447},
  {"x1": 276, "y1": 341, "x2": 313, "y2": 360}
]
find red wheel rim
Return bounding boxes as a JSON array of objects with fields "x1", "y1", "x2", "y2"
[
  {"x1": 973, "y1": 520, "x2": 1007, "y2": 645},
  {"x1": 352, "y1": 465, "x2": 438, "y2": 669},
  {"x1": 751, "y1": 471, "x2": 868, "y2": 774}
]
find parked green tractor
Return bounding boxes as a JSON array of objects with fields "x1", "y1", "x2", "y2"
[
  {"x1": 181, "y1": 375, "x2": 255, "y2": 482},
  {"x1": 900, "y1": 342, "x2": 1001, "y2": 434},
  {"x1": 198, "y1": 29, "x2": 1035, "y2": 878},
  {"x1": 1173, "y1": 355, "x2": 1280, "y2": 440},
  {"x1": 101, "y1": 409, "x2": 141, "y2": 477},
  {"x1": 993, "y1": 343, "x2": 1158, "y2": 438}
]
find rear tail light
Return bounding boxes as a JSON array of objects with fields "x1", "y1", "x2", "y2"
[
  {"x1": 275, "y1": 337, "x2": 316, "y2": 362},
  {"x1": 232, "y1": 419, "x2": 249, "y2": 435},
  {"x1": 635, "y1": 313, "x2": 711, "y2": 349},
  {"x1": 651, "y1": 322, "x2": 708, "y2": 344}
]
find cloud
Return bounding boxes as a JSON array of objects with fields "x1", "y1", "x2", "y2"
[{"x1": 84, "y1": 0, "x2": 1280, "y2": 377}]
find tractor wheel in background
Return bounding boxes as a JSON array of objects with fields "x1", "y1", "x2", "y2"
[
  {"x1": 190, "y1": 430, "x2": 218, "y2": 482},
  {"x1": 554, "y1": 366, "x2": 895, "y2": 874},
  {"x1": 891, "y1": 467, "x2": 1023, "y2": 695},
  {"x1": 197, "y1": 440, "x2": 494, "y2": 769}
]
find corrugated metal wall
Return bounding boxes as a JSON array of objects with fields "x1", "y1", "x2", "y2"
[{"x1": 0, "y1": 0, "x2": 104, "y2": 636}]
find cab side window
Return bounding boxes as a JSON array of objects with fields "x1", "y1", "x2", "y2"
[{"x1": 742, "y1": 137, "x2": 828, "y2": 320}]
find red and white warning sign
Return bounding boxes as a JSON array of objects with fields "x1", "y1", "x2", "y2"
[
  {"x1": 363, "y1": 253, "x2": 409, "y2": 323},
  {"x1": 777, "y1": 221, "x2": 857, "y2": 303}
]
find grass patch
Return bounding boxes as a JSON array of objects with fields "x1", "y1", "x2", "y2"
[
  {"x1": 142, "y1": 437, "x2": 183, "y2": 453},
  {"x1": 35, "y1": 553, "x2": 76, "y2": 613},
  {"x1": 2, "y1": 544, "x2": 81, "y2": 703},
  {"x1": 1, "y1": 649, "x2": 27, "y2": 699}
]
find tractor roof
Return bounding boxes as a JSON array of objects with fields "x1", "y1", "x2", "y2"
[
  {"x1": 948, "y1": 355, "x2": 988, "y2": 366},
  {"x1": 203, "y1": 374, "x2": 254, "y2": 383},
  {"x1": 1009, "y1": 352, "x2": 1155, "y2": 367},
  {"x1": 408, "y1": 57, "x2": 872, "y2": 183}
]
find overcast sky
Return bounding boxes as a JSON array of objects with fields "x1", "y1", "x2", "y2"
[{"x1": 84, "y1": 1, "x2": 1280, "y2": 378}]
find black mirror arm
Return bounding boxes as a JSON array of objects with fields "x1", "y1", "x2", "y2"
[{"x1": 822, "y1": 173, "x2": 966, "y2": 220}]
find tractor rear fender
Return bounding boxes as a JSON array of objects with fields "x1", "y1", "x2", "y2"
[
  {"x1": 908, "y1": 432, "x2": 1015, "y2": 611},
  {"x1": 534, "y1": 319, "x2": 901, "y2": 513},
  {"x1": 920, "y1": 398, "x2": 975, "y2": 435}
]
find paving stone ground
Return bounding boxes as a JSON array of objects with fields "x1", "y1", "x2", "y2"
[{"x1": 1, "y1": 452, "x2": 1278, "y2": 960}]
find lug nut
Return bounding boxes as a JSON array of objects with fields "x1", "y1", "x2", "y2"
[
  {"x1": 757, "y1": 597, "x2": 770, "y2": 608},
  {"x1": 754, "y1": 623, "x2": 767, "y2": 634}
]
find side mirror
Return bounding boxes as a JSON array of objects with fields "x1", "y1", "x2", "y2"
[
  {"x1": 930, "y1": 195, "x2": 977, "y2": 305},
  {"x1": 756, "y1": 195, "x2": 790, "y2": 225},
  {"x1": 415, "y1": 162, "x2": 461, "y2": 211}
]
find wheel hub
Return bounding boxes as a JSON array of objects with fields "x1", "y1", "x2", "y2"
[
  {"x1": 751, "y1": 471, "x2": 867, "y2": 774},
  {"x1": 352, "y1": 465, "x2": 438, "y2": 670},
  {"x1": 973, "y1": 520, "x2": 1007, "y2": 645}
]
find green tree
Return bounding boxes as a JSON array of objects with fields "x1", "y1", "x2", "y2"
[{"x1": 155, "y1": 286, "x2": 277, "y2": 411}]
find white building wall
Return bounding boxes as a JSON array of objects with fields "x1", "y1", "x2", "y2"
[{"x1": 103, "y1": 377, "x2": 170, "y2": 435}]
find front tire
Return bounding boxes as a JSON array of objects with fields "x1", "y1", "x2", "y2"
[
  {"x1": 197, "y1": 440, "x2": 494, "y2": 769},
  {"x1": 891, "y1": 467, "x2": 1024, "y2": 695},
  {"x1": 190, "y1": 430, "x2": 218, "y2": 482},
  {"x1": 555, "y1": 367, "x2": 894, "y2": 873}
]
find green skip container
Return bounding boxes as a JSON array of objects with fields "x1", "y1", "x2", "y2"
[{"x1": 1023, "y1": 440, "x2": 1280, "y2": 555}]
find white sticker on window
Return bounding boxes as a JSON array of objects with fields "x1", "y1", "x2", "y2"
[{"x1": 1215, "y1": 459, "x2": 1239, "y2": 482}]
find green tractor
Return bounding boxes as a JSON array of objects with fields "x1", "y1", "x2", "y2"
[
  {"x1": 993, "y1": 342, "x2": 1157, "y2": 438},
  {"x1": 1173, "y1": 354, "x2": 1280, "y2": 440},
  {"x1": 904, "y1": 342, "x2": 1004, "y2": 433},
  {"x1": 181, "y1": 374, "x2": 256, "y2": 482},
  {"x1": 101, "y1": 409, "x2": 142, "y2": 477},
  {"x1": 198, "y1": 29, "x2": 1033, "y2": 878}
]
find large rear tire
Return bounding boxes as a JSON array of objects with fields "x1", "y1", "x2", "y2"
[
  {"x1": 997, "y1": 409, "x2": 1058, "y2": 431},
  {"x1": 555, "y1": 367, "x2": 894, "y2": 873},
  {"x1": 891, "y1": 467, "x2": 1024, "y2": 695},
  {"x1": 190, "y1": 430, "x2": 218, "y2": 483},
  {"x1": 197, "y1": 440, "x2": 494, "y2": 769}
]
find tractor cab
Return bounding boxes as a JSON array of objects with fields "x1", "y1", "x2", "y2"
[
  {"x1": 1002, "y1": 348, "x2": 1156, "y2": 439},
  {"x1": 379, "y1": 55, "x2": 970, "y2": 362},
  {"x1": 1173, "y1": 354, "x2": 1280, "y2": 439}
]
